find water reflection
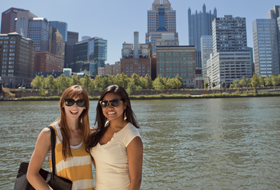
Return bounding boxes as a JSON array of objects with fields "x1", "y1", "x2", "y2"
[{"x1": 0, "y1": 98, "x2": 280, "y2": 189}]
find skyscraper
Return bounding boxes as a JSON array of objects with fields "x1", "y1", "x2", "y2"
[
  {"x1": 14, "y1": 10, "x2": 37, "y2": 38},
  {"x1": 0, "y1": 32, "x2": 35, "y2": 88},
  {"x1": 201, "y1": 35, "x2": 213, "y2": 77},
  {"x1": 73, "y1": 37, "x2": 107, "y2": 76},
  {"x1": 28, "y1": 17, "x2": 49, "y2": 52},
  {"x1": 207, "y1": 15, "x2": 252, "y2": 88},
  {"x1": 146, "y1": 0, "x2": 178, "y2": 54},
  {"x1": 49, "y1": 21, "x2": 68, "y2": 43},
  {"x1": 1, "y1": 8, "x2": 36, "y2": 34},
  {"x1": 65, "y1": 31, "x2": 79, "y2": 67},
  {"x1": 253, "y1": 6, "x2": 280, "y2": 76},
  {"x1": 188, "y1": 4, "x2": 217, "y2": 69}
]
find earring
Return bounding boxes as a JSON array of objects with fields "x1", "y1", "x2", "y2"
[{"x1": 124, "y1": 110, "x2": 127, "y2": 121}]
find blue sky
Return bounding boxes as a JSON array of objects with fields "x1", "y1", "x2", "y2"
[{"x1": 1, "y1": 0, "x2": 279, "y2": 65}]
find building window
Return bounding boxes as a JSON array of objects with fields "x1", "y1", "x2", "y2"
[
  {"x1": 4, "y1": 41, "x2": 9, "y2": 44},
  {"x1": 130, "y1": 65, "x2": 133, "y2": 75},
  {"x1": 9, "y1": 61, "x2": 14, "y2": 65},
  {"x1": 2, "y1": 70, "x2": 6, "y2": 73},
  {"x1": 138, "y1": 65, "x2": 141, "y2": 75},
  {"x1": 10, "y1": 41, "x2": 16, "y2": 44},
  {"x1": 8, "y1": 70, "x2": 14, "y2": 73},
  {"x1": 134, "y1": 60, "x2": 137, "y2": 64},
  {"x1": 2, "y1": 62, "x2": 7, "y2": 65},
  {"x1": 147, "y1": 68, "x2": 150, "y2": 74},
  {"x1": 9, "y1": 53, "x2": 15, "y2": 56},
  {"x1": 10, "y1": 49, "x2": 15, "y2": 52},
  {"x1": 188, "y1": 52, "x2": 192, "y2": 56}
]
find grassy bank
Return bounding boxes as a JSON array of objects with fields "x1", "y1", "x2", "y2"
[{"x1": 4, "y1": 92, "x2": 279, "y2": 101}]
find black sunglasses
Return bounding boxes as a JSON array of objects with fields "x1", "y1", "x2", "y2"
[
  {"x1": 64, "y1": 98, "x2": 86, "y2": 107},
  {"x1": 99, "y1": 99, "x2": 123, "y2": 108}
]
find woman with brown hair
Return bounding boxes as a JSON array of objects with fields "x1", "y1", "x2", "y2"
[
  {"x1": 27, "y1": 85, "x2": 94, "y2": 190},
  {"x1": 87, "y1": 85, "x2": 143, "y2": 190}
]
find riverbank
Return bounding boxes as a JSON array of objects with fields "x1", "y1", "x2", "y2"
[{"x1": 1, "y1": 92, "x2": 280, "y2": 101}]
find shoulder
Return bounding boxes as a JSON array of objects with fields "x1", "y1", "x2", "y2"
[{"x1": 126, "y1": 123, "x2": 140, "y2": 135}]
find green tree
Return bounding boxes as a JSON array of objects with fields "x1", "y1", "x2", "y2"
[
  {"x1": 126, "y1": 81, "x2": 137, "y2": 95},
  {"x1": 220, "y1": 81, "x2": 226, "y2": 88},
  {"x1": 81, "y1": 74, "x2": 91, "y2": 90},
  {"x1": 165, "y1": 78, "x2": 176, "y2": 89},
  {"x1": 153, "y1": 75, "x2": 166, "y2": 90},
  {"x1": 31, "y1": 75, "x2": 42, "y2": 89},
  {"x1": 56, "y1": 74, "x2": 71, "y2": 95},
  {"x1": 232, "y1": 79, "x2": 240, "y2": 88},
  {"x1": 271, "y1": 74, "x2": 279, "y2": 87},
  {"x1": 204, "y1": 82, "x2": 209, "y2": 89},
  {"x1": 40, "y1": 75, "x2": 46, "y2": 88},
  {"x1": 212, "y1": 82, "x2": 216, "y2": 88},
  {"x1": 251, "y1": 74, "x2": 260, "y2": 87},
  {"x1": 115, "y1": 73, "x2": 129, "y2": 89},
  {"x1": 45, "y1": 75, "x2": 56, "y2": 95},
  {"x1": 264, "y1": 76, "x2": 272, "y2": 86},
  {"x1": 88, "y1": 79, "x2": 95, "y2": 95},
  {"x1": 144, "y1": 74, "x2": 153, "y2": 89},
  {"x1": 258, "y1": 75, "x2": 265, "y2": 86},
  {"x1": 130, "y1": 73, "x2": 141, "y2": 87},
  {"x1": 175, "y1": 75, "x2": 183, "y2": 89},
  {"x1": 71, "y1": 75, "x2": 81, "y2": 85}
]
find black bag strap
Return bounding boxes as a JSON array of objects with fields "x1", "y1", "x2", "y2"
[{"x1": 48, "y1": 126, "x2": 56, "y2": 180}]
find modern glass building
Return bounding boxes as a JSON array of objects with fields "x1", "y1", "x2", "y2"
[
  {"x1": 146, "y1": 0, "x2": 178, "y2": 54},
  {"x1": 14, "y1": 10, "x2": 37, "y2": 38},
  {"x1": 28, "y1": 17, "x2": 49, "y2": 52},
  {"x1": 73, "y1": 37, "x2": 107, "y2": 76},
  {"x1": 49, "y1": 21, "x2": 68, "y2": 43},
  {"x1": 252, "y1": 19, "x2": 279, "y2": 76},
  {"x1": 201, "y1": 35, "x2": 213, "y2": 77},
  {"x1": 188, "y1": 4, "x2": 217, "y2": 69}
]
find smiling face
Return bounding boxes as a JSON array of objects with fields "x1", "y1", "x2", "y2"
[
  {"x1": 62, "y1": 95, "x2": 86, "y2": 121},
  {"x1": 101, "y1": 92, "x2": 126, "y2": 122}
]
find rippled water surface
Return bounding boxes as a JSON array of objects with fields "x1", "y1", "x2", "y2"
[{"x1": 1, "y1": 97, "x2": 280, "y2": 189}]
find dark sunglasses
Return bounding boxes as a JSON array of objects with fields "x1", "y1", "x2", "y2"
[
  {"x1": 99, "y1": 99, "x2": 123, "y2": 108},
  {"x1": 64, "y1": 98, "x2": 86, "y2": 107}
]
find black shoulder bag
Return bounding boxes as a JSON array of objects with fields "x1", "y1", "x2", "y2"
[{"x1": 13, "y1": 126, "x2": 72, "y2": 190}]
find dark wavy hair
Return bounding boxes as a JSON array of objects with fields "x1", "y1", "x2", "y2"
[{"x1": 86, "y1": 85, "x2": 139, "y2": 151}]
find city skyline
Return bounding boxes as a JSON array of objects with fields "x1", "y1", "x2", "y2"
[{"x1": 1, "y1": 0, "x2": 279, "y2": 65}]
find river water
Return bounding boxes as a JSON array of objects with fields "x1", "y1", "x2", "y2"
[{"x1": 0, "y1": 97, "x2": 280, "y2": 189}]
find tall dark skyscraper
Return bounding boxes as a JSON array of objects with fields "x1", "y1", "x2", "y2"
[
  {"x1": 188, "y1": 4, "x2": 217, "y2": 69},
  {"x1": 65, "y1": 31, "x2": 79, "y2": 67},
  {"x1": 146, "y1": 0, "x2": 178, "y2": 54}
]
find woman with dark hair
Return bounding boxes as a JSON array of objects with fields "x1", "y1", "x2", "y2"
[
  {"x1": 27, "y1": 85, "x2": 94, "y2": 190},
  {"x1": 87, "y1": 85, "x2": 143, "y2": 190}
]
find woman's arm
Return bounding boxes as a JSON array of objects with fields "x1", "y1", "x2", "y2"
[
  {"x1": 127, "y1": 136, "x2": 143, "y2": 190},
  {"x1": 26, "y1": 128, "x2": 52, "y2": 190}
]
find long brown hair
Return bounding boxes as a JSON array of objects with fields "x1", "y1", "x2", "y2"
[
  {"x1": 86, "y1": 85, "x2": 139, "y2": 151},
  {"x1": 57, "y1": 85, "x2": 90, "y2": 160}
]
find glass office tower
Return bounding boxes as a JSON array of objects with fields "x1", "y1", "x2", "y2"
[
  {"x1": 253, "y1": 19, "x2": 279, "y2": 76},
  {"x1": 49, "y1": 21, "x2": 68, "y2": 43},
  {"x1": 28, "y1": 17, "x2": 49, "y2": 52}
]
